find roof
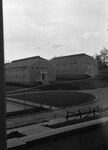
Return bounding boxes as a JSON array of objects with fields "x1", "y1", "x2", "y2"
[
  {"x1": 12, "y1": 56, "x2": 40, "y2": 63},
  {"x1": 5, "y1": 56, "x2": 45, "y2": 68},
  {"x1": 51, "y1": 53, "x2": 87, "y2": 62}
]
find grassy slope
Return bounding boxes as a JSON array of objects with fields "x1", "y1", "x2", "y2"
[{"x1": 40, "y1": 78, "x2": 108, "y2": 91}]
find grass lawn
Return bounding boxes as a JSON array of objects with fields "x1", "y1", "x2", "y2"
[
  {"x1": 20, "y1": 78, "x2": 108, "y2": 93},
  {"x1": 81, "y1": 87, "x2": 108, "y2": 108},
  {"x1": 38, "y1": 78, "x2": 108, "y2": 91},
  {"x1": 7, "y1": 78, "x2": 108, "y2": 95},
  {"x1": 10, "y1": 91, "x2": 95, "y2": 108}
]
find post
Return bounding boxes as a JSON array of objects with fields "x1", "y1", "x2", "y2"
[
  {"x1": 78, "y1": 109, "x2": 82, "y2": 119},
  {"x1": 66, "y1": 111, "x2": 68, "y2": 122},
  {"x1": 0, "y1": 0, "x2": 7, "y2": 149},
  {"x1": 93, "y1": 108, "x2": 96, "y2": 116}
]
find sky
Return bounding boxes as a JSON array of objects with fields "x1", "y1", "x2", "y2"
[{"x1": 3, "y1": 0, "x2": 108, "y2": 62}]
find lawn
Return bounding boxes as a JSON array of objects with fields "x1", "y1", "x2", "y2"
[
  {"x1": 6, "y1": 77, "x2": 108, "y2": 95},
  {"x1": 20, "y1": 78, "x2": 108, "y2": 93},
  {"x1": 10, "y1": 91, "x2": 96, "y2": 108},
  {"x1": 81, "y1": 87, "x2": 108, "y2": 108},
  {"x1": 39, "y1": 78, "x2": 108, "y2": 91}
]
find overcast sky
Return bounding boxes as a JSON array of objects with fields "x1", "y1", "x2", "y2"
[{"x1": 3, "y1": 0, "x2": 108, "y2": 61}]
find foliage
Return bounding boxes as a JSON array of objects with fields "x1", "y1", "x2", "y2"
[
  {"x1": 100, "y1": 47, "x2": 108, "y2": 66},
  {"x1": 94, "y1": 54, "x2": 102, "y2": 70},
  {"x1": 94, "y1": 47, "x2": 108, "y2": 70}
]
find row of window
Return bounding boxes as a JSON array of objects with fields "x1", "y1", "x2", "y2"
[
  {"x1": 57, "y1": 69, "x2": 78, "y2": 72},
  {"x1": 5, "y1": 68, "x2": 26, "y2": 73},
  {"x1": 56, "y1": 62, "x2": 77, "y2": 66},
  {"x1": 56, "y1": 62, "x2": 90, "y2": 66},
  {"x1": 5, "y1": 75, "x2": 26, "y2": 79},
  {"x1": 5, "y1": 66, "x2": 53, "y2": 72},
  {"x1": 31, "y1": 66, "x2": 53, "y2": 70}
]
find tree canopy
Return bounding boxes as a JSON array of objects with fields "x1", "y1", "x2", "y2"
[{"x1": 94, "y1": 47, "x2": 108, "y2": 70}]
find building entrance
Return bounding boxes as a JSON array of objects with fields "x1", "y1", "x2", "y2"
[
  {"x1": 42, "y1": 73, "x2": 46, "y2": 80},
  {"x1": 88, "y1": 67, "x2": 93, "y2": 76},
  {"x1": 41, "y1": 72, "x2": 48, "y2": 84}
]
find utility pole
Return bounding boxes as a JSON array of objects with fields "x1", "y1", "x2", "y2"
[{"x1": 0, "y1": 0, "x2": 7, "y2": 150}]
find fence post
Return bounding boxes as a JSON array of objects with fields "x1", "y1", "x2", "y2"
[
  {"x1": 66, "y1": 111, "x2": 68, "y2": 122},
  {"x1": 78, "y1": 109, "x2": 82, "y2": 119}
]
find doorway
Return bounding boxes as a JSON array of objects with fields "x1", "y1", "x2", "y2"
[
  {"x1": 41, "y1": 72, "x2": 48, "y2": 83},
  {"x1": 88, "y1": 67, "x2": 93, "y2": 76}
]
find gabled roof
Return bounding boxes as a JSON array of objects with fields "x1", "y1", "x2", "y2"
[
  {"x1": 51, "y1": 53, "x2": 87, "y2": 62},
  {"x1": 12, "y1": 56, "x2": 40, "y2": 63},
  {"x1": 5, "y1": 56, "x2": 45, "y2": 68}
]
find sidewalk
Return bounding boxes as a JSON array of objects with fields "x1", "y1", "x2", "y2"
[{"x1": 6, "y1": 97, "x2": 58, "y2": 110}]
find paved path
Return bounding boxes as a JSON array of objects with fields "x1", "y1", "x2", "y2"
[
  {"x1": 7, "y1": 99, "x2": 99, "y2": 130},
  {"x1": 7, "y1": 97, "x2": 58, "y2": 110}
]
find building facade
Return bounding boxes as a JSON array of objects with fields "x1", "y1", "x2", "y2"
[
  {"x1": 5, "y1": 56, "x2": 56, "y2": 85},
  {"x1": 50, "y1": 53, "x2": 98, "y2": 79}
]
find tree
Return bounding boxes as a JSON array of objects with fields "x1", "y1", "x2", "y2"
[
  {"x1": 100, "y1": 47, "x2": 108, "y2": 66},
  {"x1": 94, "y1": 47, "x2": 108, "y2": 70},
  {"x1": 94, "y1": 54, "x2": 102, "y2": 70}
]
